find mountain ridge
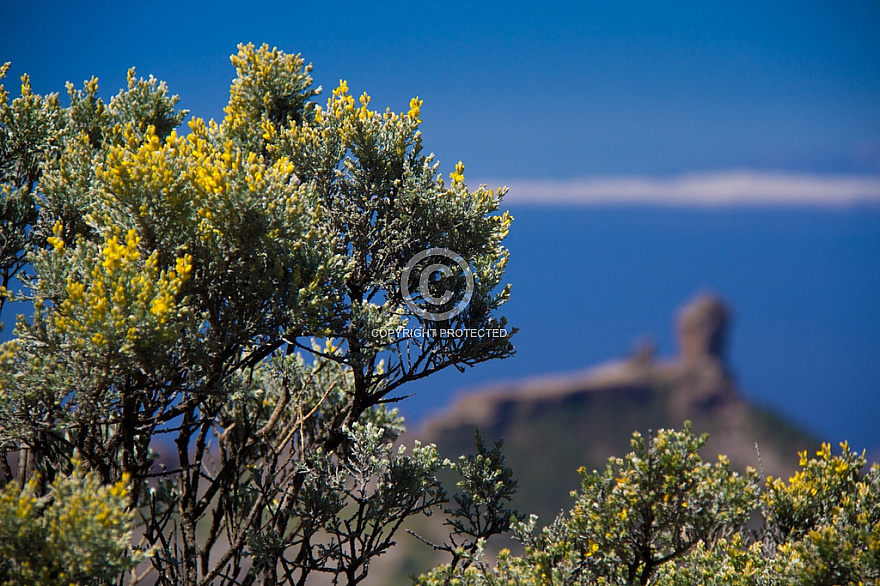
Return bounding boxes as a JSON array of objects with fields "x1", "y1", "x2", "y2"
[{"x1": 415, "y1": 293, "x2": 819, "y2": 520}]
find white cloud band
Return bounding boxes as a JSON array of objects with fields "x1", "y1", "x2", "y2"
[{"x1": 474, "y1": 171, "x2": 880, "y2": 206}]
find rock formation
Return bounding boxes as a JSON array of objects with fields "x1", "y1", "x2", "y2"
[{"x1": 418, "y1": 292, "x2": 817, "y2": 520}]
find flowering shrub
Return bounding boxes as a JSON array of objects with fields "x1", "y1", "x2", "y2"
[
  {"x1": 0, "y1": 44, "x2": 513, "y2": 585},
  {"x1": 0, "y1": 464, "x2": 144, "y2": 585},
  {"x1": 421, "y1": 426, "x2": 880, "y2": 586}
]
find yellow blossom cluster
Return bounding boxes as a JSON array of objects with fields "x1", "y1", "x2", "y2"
[
  {"x1": 0, "y1": 465, "x2": 140, "y2": 583},
  {"x1": 185, "y1": 127, "x2": 302, "y2": 244},
  {"x1": 275, "y1": 78, "x2": 423, "y2": 166},
  {"x1": 407, "y1": 97, "x2": 422, "y2": 124},
  {"x1": 47, "y1": 220, "x2": 65, "y2": 251},
  {"x1": 449, "y1": 161, "x2": 465, "y2": 184},
  {"x1": 96, "y1": 124, "x2": 190, "y2": 216},
  {"x1": 765, "y1": 442, "x2": 861, "y2": 508},
  {"x1": 224, "y1": 43, "x2": 317, "y2": 144},
  {"x1": 0, "y1": 339, "x2": 19, "y2": 364},
  {"x1": 52, "y1": 228, "x2": 192, "y2": 349},
  {"x1": 498, "y1": 210, "x2": 513, "y2": 238},
  {"x1": 760, "y1": 440, "x2": 879, "y2": 583},
  {"x1": 189, "y1": 139, "x2": 272, "y2": 198},
  {"x1": 95, "y1": 118, "x2": 302, "y2": 249}
]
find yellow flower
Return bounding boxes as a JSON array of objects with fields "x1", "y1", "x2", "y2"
[
  {"x1": 47, "y1": 220, "x2": 65, "y2": 251},
  {"x1": 449, "y1": 161, "x2": 465, "y2": 184},
  {"x1": 175, "y1": 254, "x2": 193, "y2": 281},
  {"x1": 150, "y1": 296, "x2": 171, "y2": 322},
  {"x1": 333, "y1": 79, "x2": 349, "y2": 97},
  {"x1": 100, "y1": 230, "x2": 141, "y2": 274},
  {"x1": 407, "y1": 97, "x2": 423, "y2": 122}
]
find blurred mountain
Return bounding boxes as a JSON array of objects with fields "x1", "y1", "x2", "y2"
[
  {"x1": 418, "y1": 293, "x2": 818, "y2": 522},
  {"x1": 371, "y1": 293, "x2": 820, "y2": 583}
]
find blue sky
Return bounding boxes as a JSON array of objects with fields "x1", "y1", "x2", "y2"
[
  {"x1": 3, "y1": 2, "x2": 879, "y2": 448},
  {"x1": 5, "y1": 1, "x2": 879, "y2": 181}
]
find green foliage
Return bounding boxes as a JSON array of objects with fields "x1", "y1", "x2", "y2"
[
  {"x1": 0, "y1": 464, "x2": 145, "y2": 585},
  {"x1": 651, "y1": 442, "x2": 880, "y2": 586},
  {"x1": 568, "y1": 423, "x2": 758, "y2": 584},
  {"x1": 421, "y1": 425, "x2": 879, "y2": 586},
  {"x1": 0, "y1": 64, "x2": 62, "y2": 320},
  {"x1": 651, "y1": 536, "x2": 772, "y2": 586},
  {"x1": 445, "y1": 432, "x2": 520, "y2": 545},
  {"x1": 413, "y1": 431, "x2": 522, "y2": 574},
  {"x1": 760, "y1": 442, "x2": 880, "y2": 585},
  {"x1": 276, "y1": 423, "x2": 446, "y2": 584}
]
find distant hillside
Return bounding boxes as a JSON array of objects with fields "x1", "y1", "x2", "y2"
[
  {"x1": 419, "y1": 293, "x2": 817, "y2": 521},
  {"x1": 370, "y1": 294, "x2": 819, "y2": 584},
  {"x1": 420, "y1": 367, "x2": 815, "y2": 524}
]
